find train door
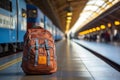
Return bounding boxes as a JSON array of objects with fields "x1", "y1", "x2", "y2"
[
  {"x1": 16, "y1": 0, "x2": 26, "y2": 42},
  {"x1": 9, "y1": 0, "x2": 17, "y2": 43}
]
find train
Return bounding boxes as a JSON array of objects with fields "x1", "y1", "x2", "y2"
[{"x1": 0, "y1": 0, "x2": 63, "y2": 56}]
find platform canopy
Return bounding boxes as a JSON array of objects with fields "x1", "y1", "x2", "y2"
[{"x1": 26, "y1": 0, "x2": 119, "y2": 34}]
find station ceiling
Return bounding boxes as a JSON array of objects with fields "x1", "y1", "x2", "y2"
[
  {"x1": 78, "y1": 2, "x2": 120, "y2": 31},
  {"x1": 26, "y1": 0, "x2": 120, "y2": 34},
  {"x1": 76, "y1": 1, "x2": 120, "y2": 36},
  {"x1": 26, "y1": 0, "x2": 88, "y2": 33}
]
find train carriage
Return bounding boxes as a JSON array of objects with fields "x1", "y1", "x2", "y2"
[{"x1": 0, "y1": 0, "x2": 26, "y2": 54}]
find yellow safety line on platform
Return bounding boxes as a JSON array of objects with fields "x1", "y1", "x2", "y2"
[{"x1": 0, "y1": 57, "x2": 22, "y2": 70}]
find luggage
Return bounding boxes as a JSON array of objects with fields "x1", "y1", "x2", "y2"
[{"x1": 21, "y1": 27, "x2": 57, "y2": 74}]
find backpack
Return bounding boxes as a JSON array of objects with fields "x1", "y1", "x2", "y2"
[{"x1": 21, "y1": 27, "x2": 57, "y2": 74}]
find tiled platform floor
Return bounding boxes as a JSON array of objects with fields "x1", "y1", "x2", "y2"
[{"x1": 0, "y1": 39, "x2": 120, "y2": 80}]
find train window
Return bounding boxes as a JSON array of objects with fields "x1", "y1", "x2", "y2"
[
  {"x1": 22, "y1": 9, "x2": 26, "y2": 18},
  {"x1": 27, "y1": 9, "x2": 37, "y2": 18},
  {"x1": 0, "y1": 0, "x2": 12, "y2": 12},
  {"x1": 8, "y1": 1, "x2": 12, "y2": 11}
]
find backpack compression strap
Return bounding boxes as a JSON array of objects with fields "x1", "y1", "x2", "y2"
[
  {"x1": 35, "y1": 39, "x2": 39, "y2": 66},
  {"x1": 45, "y1": 39, "x2": 51, "y2": 66}
]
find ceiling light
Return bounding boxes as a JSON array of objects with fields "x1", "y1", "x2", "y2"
[
  {"x1": 96, "y1": 27, "x2": 100, "y2": 31},
  {"x1": 108, "y1": 23, "x2": 111, "y2": 27},
  {"x1": 92, "y1": 28, "x2": 96, "y2": 31},
  {"x1": 114, "y1": 21, "x2": 120, "y2": 26},
  {"x1": 67, "y1": 12, "x2": 72, "y2": 16},
  {"x1": 100, "y1": 25, "x2": 106, "y2": 29},
  {"x1": 67, "y1": 16, "x2": 72, "y2": 20}
]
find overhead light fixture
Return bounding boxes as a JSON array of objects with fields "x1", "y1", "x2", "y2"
[
  {"x1": 108, "y1": 23, "x2": 111, "y2": 27},
  {"x1": 89, "y1": 29, "x2": 93, "y2": 33},
  {"x1": 96, "y1": 27, "x2": 100, "y2": 31},
  {"x1": 66, "y1": 20, "x2": 71, "y2": 23},
  {"x1": 100, "y1": 25, "x2": 106, "y2": 29},
  {"x1": 85, "y1": 30, "x2": 89, "y2": 34},
  {"x1": 92, "y1": 28, "x2": 96, "y2": 32},
  {"x1": 67, "y1": 16, "x2": 72, "y2": 20},
  {"x1": 65, "y1": 1, "x2": 73, "y2": 33},
  {"x1": 114, "y1": 21, "x2": 120, "y2": 26},
  {"x1": 67, "y1": 12, "x2": 72, "y2": 16}
]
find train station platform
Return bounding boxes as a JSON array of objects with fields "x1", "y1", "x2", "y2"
[
  {"x1": 73, "y1": 39, "x2": 120, "y2": 66},
  {"x1": 0, "y1": 39, "x2": 120, "y2": 80}
]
